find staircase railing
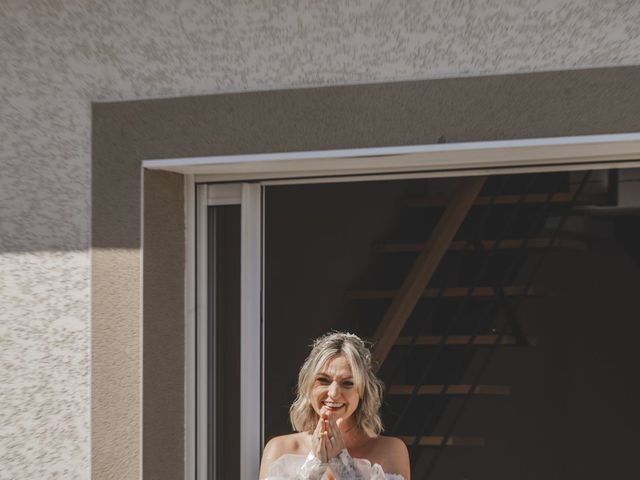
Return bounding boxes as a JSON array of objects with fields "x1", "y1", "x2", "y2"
[
  {"x1": 388, "y1": 172, "x2": 547, "y2": 441},
  {"x1": 419, "y1": 171, "x2": 593, "y2": 478}
]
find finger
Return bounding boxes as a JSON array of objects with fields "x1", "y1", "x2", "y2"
[
  {"x1": 322, "y1": 431, "x2": 329, "y2": 462},
  {"x1": 325, "y1": 425, "x2": 333, "y2": 441},
  {"x1": 328, "y1": 417, "x2": 343, "y2": 448},
  {"x1": 320, "y1": 414, "x2": 329, "y2": 434},
  {"x1": 330, "y1": 413, "x2": 338, "y2": 427},
  {"x1": 314, "y1": 418, "x2": 325, "y2": 449},
  {"x1": 328, "y1": 416, "x2": 338, "y2": 436},
  {"x1": 324, "y1": 423, "x2": 334, "y2": 446},
  {"x1": 313, "y1": 420, "x2": 322, "y2": 443}
]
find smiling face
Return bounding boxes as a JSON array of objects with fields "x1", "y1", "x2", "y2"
[{"x1": 310, "y1": 354, "x2": 360, "y2": 425}]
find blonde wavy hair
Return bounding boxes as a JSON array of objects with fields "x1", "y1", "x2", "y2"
[{"x1": 289, "y1": 331, "x2": 384, "y2": 438}]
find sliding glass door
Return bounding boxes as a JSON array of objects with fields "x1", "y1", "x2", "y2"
[{"x1": 192, "y1": 183, "x2": 262, "y2": 480}]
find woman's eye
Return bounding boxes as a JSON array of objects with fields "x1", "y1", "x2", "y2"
[
  {"x1": 317, "y1": 377, "x2": 330, "y2": 385},
  {"x1": 342, "y1": 381, "x2": 354, "y2": 388}
]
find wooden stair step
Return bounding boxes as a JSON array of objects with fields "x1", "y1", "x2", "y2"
[
  {"x1": 374, "y1": 237, "x2": 587, "y2": 253},
  {"x1": 395, "y1": 335, "x2": 537, "y2": 347},
  {"x1": 347, "y1": 286, "x2": 544, "y2": 299},
  {"x1": 388, "y1": 384, "x2": 511, "y2": 395},
  {"x1": 400, "y1": 436, "x2": 485, "y2": 447},
  {"x1": 404, "y1": 192, "x2": 607, "y2": 208}
]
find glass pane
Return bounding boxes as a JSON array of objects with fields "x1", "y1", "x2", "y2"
[
  {"x1": 263, "y1": 170, "x2": 640, "y2": 479},
  {"x1": 208, "y1": 205, "x2": 241, "y2": 479}
]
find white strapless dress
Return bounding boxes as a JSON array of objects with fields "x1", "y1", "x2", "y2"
[{"x1": 266, "y1": 452, "x2": 405, "y2": 479}]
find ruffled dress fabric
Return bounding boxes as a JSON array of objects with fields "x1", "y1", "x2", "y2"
[{"x1": 265, "y1": 452, "x2": 405, "y2": 479}]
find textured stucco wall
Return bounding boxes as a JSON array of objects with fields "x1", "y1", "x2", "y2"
[{"x1": 2, "y1": 1, "x2": 640, "y2": 479}]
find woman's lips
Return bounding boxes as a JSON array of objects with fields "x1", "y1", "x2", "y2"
[{"x1": 321, "y1": 402, "x2": 345, "y2": 412}]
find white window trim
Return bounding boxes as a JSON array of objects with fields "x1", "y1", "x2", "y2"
[
  {"x1": 154, "y1": 132, "x2": 640, "y2": 480},
  {"x1": 145, "y1": 133, "x2": 640, "y2": 183},
  {"x1": 195, "y1": 184, "x2": 208, "y2": 480},
  {"x1": 184, "y1": 174, "x2": 197, "y2": 480},
  {"x1": 187, "y1": 183, "x2": 262, "y2": 480},
  {"x1": 239, "y1": 184, "x2": 262, "y2": 480}
]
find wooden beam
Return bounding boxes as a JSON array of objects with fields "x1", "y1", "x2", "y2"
[
  {"x1": 404, "y1": 192, "x2": 606, "y2": 208},
  {"x1": 400, "y1": 436, "x2": 485, "y2": 447},
  {"x1": 370, "y1": 176, "x2": 486, "y2": 369},
  {"x1": 373, "y1": 237, "x2": 587, "y2": 253},
  {"x1": 395, "y1": 335, "x2": 538, "y2": 347},
  {"x1": 349, "y1": 286, "x2": 543, "y2": 300},
  {"x1": 388, "y1": 384, "x2": 511, "y2": 395}
]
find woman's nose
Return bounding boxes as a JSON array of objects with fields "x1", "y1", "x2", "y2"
[{"x1": 328, "y1": 381, "x2": 340, "y2": 397}]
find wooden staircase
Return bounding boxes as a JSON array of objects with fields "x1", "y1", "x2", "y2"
[{"x1": 346, "y1": 171, "x2": 604, "y2": 478}]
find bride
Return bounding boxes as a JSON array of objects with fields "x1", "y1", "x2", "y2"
[{"x1": 259, "y1": 332, "x2": 410, "y2": 479}]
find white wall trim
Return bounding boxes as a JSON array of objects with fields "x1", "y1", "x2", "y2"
[{"x1": 144, "y1": 133, "x2": 640, "y2": 181}]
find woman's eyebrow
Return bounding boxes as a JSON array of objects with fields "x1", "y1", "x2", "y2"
[{"x1": 315, "y1": 372, "x2": 353, "y2": 379}]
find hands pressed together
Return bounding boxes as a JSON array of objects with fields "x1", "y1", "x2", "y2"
[{"x1": 310, "y1": 413, "x2": 345, "y2": 463}]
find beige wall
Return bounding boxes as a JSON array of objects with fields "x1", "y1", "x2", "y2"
[
  {"x1": 4, "y1": 1, "x2": 640, "y2": 479},
  {"x1": 142, "y1": 171, "x2": 185, "y2": 480}
]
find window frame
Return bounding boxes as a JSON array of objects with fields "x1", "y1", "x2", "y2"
[
  {"x1": 187, "y1": 183, "x2": 262, "y2": 480},
  {"x1": 160, "y1": 132, "x2": 640, "y2": 480}
]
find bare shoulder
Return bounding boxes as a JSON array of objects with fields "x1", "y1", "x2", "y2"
[
  {"x1": 263, "y1": 432, "x2": 309, "y2": 459},
  {"x1": 375, "y1": 435, "x2": 407, "y2": 450},
  {"x1": 372, "y1": 436, "x2": 410, "y2": 478},
  {"x1": 259, "y1": 432, "x2": 309, "y2": 479}
]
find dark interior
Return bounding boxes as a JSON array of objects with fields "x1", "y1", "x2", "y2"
[
  {"x1": 264, "y1": 169, "x2": 640, "y2": 479},
  {"x1": 209, "y1": 206, "x2": 241, "y2": 479}
]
